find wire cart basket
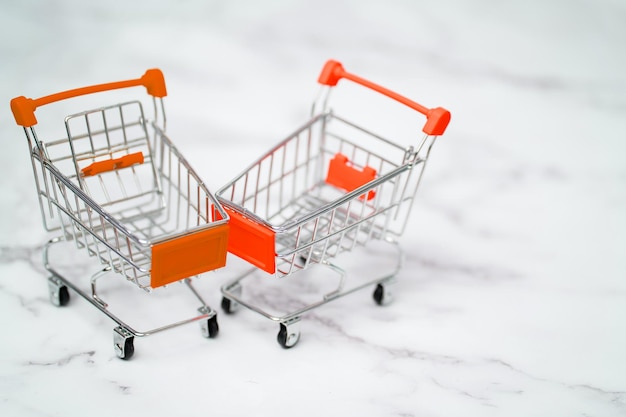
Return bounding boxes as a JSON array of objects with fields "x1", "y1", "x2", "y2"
[
  {"x1": 217, "y1": 60, "x2": 450, "y2": 348},
  {"x1": 10, "y1": 70, "x2": 229, "y2": 359}
]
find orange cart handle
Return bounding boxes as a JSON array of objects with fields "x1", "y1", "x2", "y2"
[
  {"x1": 317, "y1": 60, "x2": 450, "y2": 136},
  {"x1": 11, "y1": 68, "x2": 167, "y2": 127}
]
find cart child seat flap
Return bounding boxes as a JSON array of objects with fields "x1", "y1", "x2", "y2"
[{"x1": 325, "y1": 153, "x2": 377, "y2": 200}]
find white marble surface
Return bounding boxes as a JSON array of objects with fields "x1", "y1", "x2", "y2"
[{"x1": 1, "y1": 0, "x2": 625, "y2": 416}]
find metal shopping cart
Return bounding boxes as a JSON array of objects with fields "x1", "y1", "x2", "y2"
[
  {"x1": 10, "y1": 69, "x2": 229, "y2": 359},
  {"x1": 217, "y1": 60, "x2": 450, "y2": 348}
]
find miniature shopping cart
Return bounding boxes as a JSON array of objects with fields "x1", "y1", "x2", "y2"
[
  {"x1": 217, "y1": 60, "x2": 450, "y2": 348},
  {"x1": 10, "y1": 69, "x2": 229, "y2": 359}
]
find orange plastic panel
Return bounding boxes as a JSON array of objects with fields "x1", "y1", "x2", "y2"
[
  {"x1": 222, "y1": 206, "x2": 276, "y2": 274},
  {"x1": 81, "y1": 152, "x2": 144, "y2": 177},
  {"x1": 150, "y1": 223, "x2": 229, "y2": 288},
  {"x1": 325, "y1": 153, "x2": 377, "y2": 200}
]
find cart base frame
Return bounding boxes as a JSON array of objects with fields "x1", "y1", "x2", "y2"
[
  {"x1": 43, "y1": 236, "x2": 219, "y2": 359},
  {"x1": 220, "y1": 237, "x2": 402, "y2": 348}
]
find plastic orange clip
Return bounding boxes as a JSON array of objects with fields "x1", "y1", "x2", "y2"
[
  {"x1": 325, "y1": 153, "x2": 377, "y2": 200},
  {"x1": 81, "y1": 152, "x2": 144, "y2": 177}
]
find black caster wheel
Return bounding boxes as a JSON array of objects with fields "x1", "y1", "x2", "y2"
[
  {"x1": 373, "y1": 283, "x2": 388, "y2": 306},
  {"x1": 221, "y1": 297, "x2": 237, "y2": 314},
  {"x1": 57, "y1": 285, "x2": 70, "y2": 307},
  {"x1": 119, "y1": 337, "x2": 134, "y2": 360},
  {"x1": 204, "y1": 315, "x2": 219, "y2": 338},
  {"x1": 277, "y1": 323, "x2": 300, "y2": 349},
  {"x1": 48, "y1": 276, "x2": 70, "y2": 307},
  {"x1": 114, "y1": 327, "x2": 135, "y2": 360}
]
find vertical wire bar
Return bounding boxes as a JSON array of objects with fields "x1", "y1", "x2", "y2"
[
  {"x1": 196, "y1": 182, "x2": 201, "y2": 227},
  {"x1": 85, "y1": 113, "x2": 96, "y2": 156},
  {"x1": 56, "y1": 192, "x2": 70, "y2": 240},
  {"x1": 266, "y1": 152, "x2": 274, "y2": 220},
  {"x1": 279, "y1": 144, "x2": 286, "y2": 213},
  {"x1": 85, "y1": 201, "x2": 97, "y2": 256},
  {"x1": 286, "y1": 225, "x2": 303, "y2": 276},
  {"x1": 131, "y1": 165, "x2": 142, "y2": 195},
  {"x1": 47, "y1": 160, "x2": 60, "y2": 223},
  {"x1": 206, "y1": 195, "x2": 210, "y2": 223},
  {"x1": 230, "y1": 181, "x2": 236, "y2": 202},
  {"x1": 319, "y1": 206, "x2": 336, "y2": 262},
  {"x1": 186, "y1": 167, "x2": 191, "y2": 229},
  {"x1": 160, "y1": 98, "x2": 167, "y2": 131},
  {"x1": 316, "y1": 117, "x2": 327, "y2": 196},
  {"x1": 98, "y1": 174, "x2": 111, "y2": 203},
  {"x1": 30, "y1": 128, "x2": 56, "y2": 220},
  {"x1": 65, "y1": 118, "x2": 84, "y2": 184},
  {"x1": 242, "y1": 172, "x2": 249, "y2": 207},
  {"x1": 75, "y1": 194, "x2": 89, "y2": 252},
  {"x1": 119, "y1": 104, "x2": 129, "y2": 146},
  {"x1": 113, "y1": 228, "x2": 121, "y2": 272},
  {"x1": 382, "y1": 165, "x2": 403, "y2": 237},
  {"x1": 175, "y1": 150, "x2": 181, "y2": 230},
  {"x1": 69, "y1": 195, "x2": 80, "y2": 249},
  {"x1": 160, "y1": 136, "x2": 170, "y2": 227},
  {"x1": 366, "y1": 179, "x2": 382, "y2": 243},
  {"x1": 102, "y1": 214, "x2": 115, "y2": 269},
  {"x1": 305, "y1": 124, "x2": 313, "y2": 190},
  {"x1": 125, "y1": 236, "x2": 137, "y2": 284},
  {"x1": 253, "y1": 161, "x2": 261, "y2": 214},
  {"x1": 172, "y1": 145, "x2": 182, "y2": 229},
  {"x1": 339, "y1": 200, "x2": 353, "y2": 251},
  {"x1": 101, "y1": 110, "x2": 112, "y2": 153},
  {"x1": 292, "y1": 134, "x2": 300, "y2": 203},
  {"x1": 115, "y1": 170, "x2": 128, "y2": 198},
  {"x1": 54, "y1": 179, "x2": 70, "y2": 240}
]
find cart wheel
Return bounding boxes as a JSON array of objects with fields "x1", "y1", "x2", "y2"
[
  {"x1": 114, "y1": 336, "x2": 134, "y2": 360},
  {"x1": 373, "y1": 283, "x2": 392, "y2": 306},
  {"x1": 203, "y1": 315, "x2": 219, "y2": 338},
  {"x1": 58, "y1": 286, "x2": 70, "y2": 306},
  {"x1": 221, "y1": 297, "x2": 237, "y2": 314},
  {"x1": 119, "y1": 337, "x2": 134, "y2": 360},
  {"x1": 114, "y1": 327, "x2": 135, "y2": 360},
  {"x1": 277, "y1": 323, "x2": 300, "y2": 349},
  {"x1": 48, "y1": 276, "x2": 70, "y2": 307}
]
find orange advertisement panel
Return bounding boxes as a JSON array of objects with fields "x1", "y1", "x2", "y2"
[
  {"x1": 223, "y1": 206, "x2": 276, "y2": 274},
  {"x1": 150, "y1": 223, "x2": 229, "y2": 288}
]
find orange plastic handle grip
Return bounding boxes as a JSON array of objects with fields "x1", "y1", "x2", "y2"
[
  {"x1": 11, "y1": 69, "x2": 167, "y2": 127},
  {"x1": 317, "y1": 60, "x2": 450, "y2": 136},
  {"x1": 81, "y1": 152, "x2": 144, "y2": 177}
]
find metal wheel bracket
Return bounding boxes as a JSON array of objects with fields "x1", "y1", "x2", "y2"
[
  {"x1": 114, "y1": 326, "x2": 135, "y2": 359},
  {"x1": 221, "y1": 282, "x2": 242, "y2": 313},
  {"x1": 48, "y1": 275, "x2": 69, "y2": 307}
]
